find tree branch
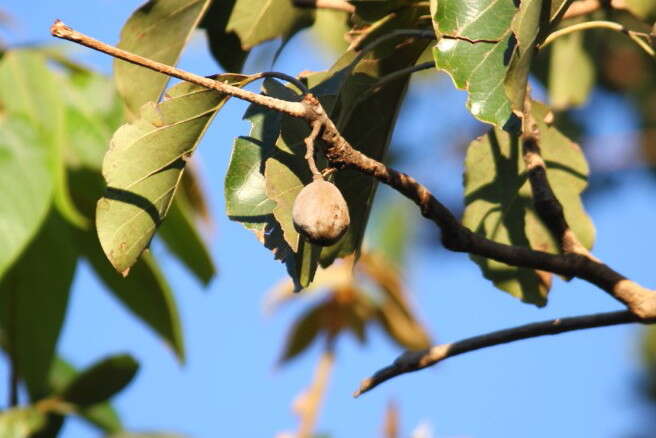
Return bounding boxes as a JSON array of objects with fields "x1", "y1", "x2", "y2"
[
  {"x1": 50, "y1": 20, "x2": 656, "y2": 317},
  {"x1": 354, "y1": 310, "x2": 656, "y2": 397}
]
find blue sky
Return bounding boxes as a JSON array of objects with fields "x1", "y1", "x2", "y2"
[{"x1": 2, "y1": 1, "x2": 655, "y2": 437}]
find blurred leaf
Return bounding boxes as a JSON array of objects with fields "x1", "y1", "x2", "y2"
[
  {"x1": 114, "y1": 0, "x2": 212, "y2": 119},
  {"x1": 49, "y1": 358, "x2": 122, "y2": 433},
  {"x1": 177, "y1": 165, "x2": 211, "y2": 223},
  {"x1": 0, "y1": 49, "x2": 87, "y2": 228},
  {"x1": 0, "y1": 211, "x2": 76, "y2": 399},
  {"x1": 226, "y1": 0, "x2": 314, "y2": 50},
  {"x1": 200, "y1": 0, "x2": 249, "y2": 72},
  {"x1": 279, "y1": 302, "x2": 325, "y2": 363},
  {"x1": 79, "y1": 225, "x2": 185, "y2": 361},
  {"x1": 309, "y1": 9, "x2": 350, "y2": 55},
  {"x1": 62, "y1": 70, "x2": 125, "y2": 170},
  {"x1": 97, "y1": 74, "x2": 255, "y2": 275},
  {"x1": 0, "y1": 56, "x2": 57, "y2": 279},
  {"x1": 548, "y1": 31, "x2": 594, "y2": 110},
  {"x1": 0, "y1": 408, "x2": 46, "y2": 438},
  {"x1": 0, "y1": 115, "x2": 53, "y2": 280},
  {"x1": 462, "y1": 101, "x2": 594, "y2": 305},
  {"x1": 158, "y1": 198, "x2": 216, "y2": 285},
  {"x1": 61, "y1": 354, "x2": 139, "y2": 407},
  {"x1": 431, "y1": 0, "x2": 516, "y2": 126},
  {"x1": 625, "y1": 0, "x2": 656, "y2": 18},
  {"x1": 360, "y1": 253, "x2": 431, "y2": 350},
  {"x1": 369, "y1": 197, "x2": 416, "y2": 265}
]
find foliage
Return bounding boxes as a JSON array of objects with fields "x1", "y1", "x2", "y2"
[{"x1": 3, "y1": 0, "x2": 656, "y2": 436}]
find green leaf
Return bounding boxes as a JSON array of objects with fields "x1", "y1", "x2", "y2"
[
  {"x1": 0, "y1": 211, "x2": 77, "y2": 399},
  {"x1": 62, "y1": 70, "x2": 125, "y2": 171},
  {"x1": 158, "y1": 197, "x2": 216, "y2": 285},
  {"x1": 431, "y1": 0, "x2": 517, "y2": 126},
  {"x1": 462, "y1": 101, "x2": 594, "y2": 305},
  {"x1": 548, "y1": 31, "x2": 594, "y2": 110},
  {"x1": 0, "y1": 49, "x2": 87, "y2": 229},
  {"x1": 227, "y1": 10, "x2": 429, "y2": 287},
  {"x1": 624, "y1": 0, "x2": 656, "y2": 18},
  {"x1": 505, "y1": 0, "x2": 548, "y2": 113},
  {"x1": 97, "y1": 74, "x2": 255, "y2": 275},
  {"x1": 0, "y1": 55, "x2": 57, "y2": 279},
  {"x1": 0, "y1": 408, "x2": 46, "y2": 438},
  {"x1": 61, "y1": 354, "x2": 139, "y2": 407},
  {"x1": 200, "y1": 0, "x2": 249, "y2": 72},
  {"x1": 49, "y1": 358, "x2": 122, "y2": 433},
  {"x1": 115, "y1": 0, "x2": 212, "y2": 119},
  {"x1": 226, "y1": 0, "x2": 314, "y2": 50},
  {"x1": 78, "y1": 224, "x2": 185, "y2": 361},
  {"x1": 224, "y1": 87, "x2": 301, "y2": 285}
]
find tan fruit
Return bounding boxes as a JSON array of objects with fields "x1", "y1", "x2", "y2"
[{"x1": 292, "y1": 179, "x2": 350, "y2": 246}]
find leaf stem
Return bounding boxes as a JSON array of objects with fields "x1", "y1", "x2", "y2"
[
  {"x1": 541, "y1": 20, "x2": 655, "y2": 58},
  {"x1": 354, "y1": 310, "x2": 656, "y2": 396}
]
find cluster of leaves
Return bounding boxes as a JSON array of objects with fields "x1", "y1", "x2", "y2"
[
  {"x1": 4, "y1": 0, "x2": 656, "y2": 435},
  {"x1": 0, "y1": 48, "x2": 212, "y2": 436}
]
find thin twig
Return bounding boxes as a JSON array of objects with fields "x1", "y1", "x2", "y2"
[
  {"x1": 354, "y1": 310, "x2": 656, "y2": 396},
  {"x1": 305, "y1": 121, "x2": 323, "y2": 180},
  {"x1": 51, "y1": 20, "x2": 656, "y2": 318},
  {"x1": 540, "y1": 20, "x2": 655, "y2": 58},
  {"x1": 50, "y1": 20, "x2": 308, "y2": 118},
  {"x1": 293, "y1": 0, "x2": 355, "y2": 13}
]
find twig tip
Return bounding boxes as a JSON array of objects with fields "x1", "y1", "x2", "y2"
[{"x1": 50, "y1": 19, "x2": 71, "y2": 38}]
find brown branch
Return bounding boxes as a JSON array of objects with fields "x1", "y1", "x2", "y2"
[
  {"x1": 293, "y1": 0, "x2": 355, "y2": 13},
  {"x1": 354, "y1": 310, "x2": 656, "y2": 397},
  {"x1": 50, "y1": 20, "x2": 656, "y2": 317},
  {"x1": 521, "y1": 103, "x2": 596, "y2": 259}
]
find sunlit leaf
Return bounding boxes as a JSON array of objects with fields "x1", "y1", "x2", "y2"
[
  {"x1": 431, "y1": 0, "x2": 517, "y2": 126},
  {"x1": 61, "y1": 354, "x2": 139, "y2": 407},
  {"x1": 0, "y1": 408, "x2": 46, "y2": 438},
  {"x1": 114, "y1": 0, "x2": 212, "y2": 119},
  {"x1": 226, "y1": 0, "x2": 314, "y2": 50},
  {"x1": 462, "y1": 101, "x2": 595, "y2": 305},
  {"x1": 49, "y1": 358, "x2": 122, "y2": 433},
  {"x1": 97, "y1": 74, "x2": 255, "y2": 275},
  {"x1": 0, "y1": 49, "x2": 87, "y2": 228},
  {"x1": 0, "y1": 211, "x2": 76, "y2": 399}
]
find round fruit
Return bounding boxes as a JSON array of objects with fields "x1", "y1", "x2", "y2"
[{"x1": 292, "y1": 179, "x2": 350, "y2": 246}]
